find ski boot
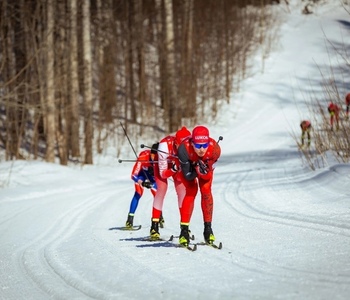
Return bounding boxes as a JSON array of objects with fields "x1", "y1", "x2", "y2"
[
  {"x1": 150, "y1": 220, "x2": 160, "y2": 240},
  {"x1": 159, "y1": 213, "x2": 165, "y2": 228},
  {"x1": 125, "y1": 214, "x2": 134, "y2": 228},
  {"x1": 179, "y1": 224, "x2": 190, "y2": 247},
  {"x1": 203, "y1": 222, "x2": 215, "y2": 245}
]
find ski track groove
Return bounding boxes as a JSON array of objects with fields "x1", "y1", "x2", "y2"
[
  {"x1": 0, "y1": 206, "x2": 36, "y2": 227},
  {"x1": 217, "y1": 160, "x2": 350, "y2": 286},
  {"x1": 91, "y1": 227, "x2": 190, "y2": 298},
  {"x1": 89, "y1": 212, "x2": 226, "y2": 298},
  {"x1": 230, "y1": 169, "x2": 350, "y2": 236},
  {"x1": 15, "y1": 187, "x2": 116, "y2": 299}
]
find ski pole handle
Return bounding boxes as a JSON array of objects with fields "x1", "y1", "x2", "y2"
[{"x1": 217, "y1": 136, "x2": 223, "y2": 144}]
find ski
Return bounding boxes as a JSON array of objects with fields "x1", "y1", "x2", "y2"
[
  {"x1": 142, "y1": 235, "x2": 179, "y2": 242},
  {"x1": 168, "y1": 234, "x2": 195, "y2": 241},
  {"x1": 175, "y1": 243, "x2": 197, "y2": 251},
  {"x1": 142, "y1": 236, "x2": 167, "y2": 242},
  {"x1": 138, "y1": 235, "x2": 197, "y2": 251},
  {"x1": 196, "y1": 241, "x2": 222, "y2": 250},
  {"x1": 120, "y1": 225, "x2": 142, "y2": 231},
  {"x1": 168, "y1": 235, "x2": 197, "y2": 251}
]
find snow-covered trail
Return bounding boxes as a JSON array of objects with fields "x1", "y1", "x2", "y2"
[
  {"x1": 2, "y1": 152, "x2": 350, "y2": 299},
  {"x1": 2, "y1": 2, "x2": 350, "y2": 300}
]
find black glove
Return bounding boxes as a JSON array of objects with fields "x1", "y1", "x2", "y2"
[
  {"x1": 142, "y1": 181, "x2": 152, "y2": 189},
  {"x1": 171, "y1": 162, "x2": 178, "y2": 172},
  {"x1": 197, "y1": 160, "x2": 208, "y2": 175},
  {"x1": 148, "y1": 166, "x2": 154, "y2": 177}
]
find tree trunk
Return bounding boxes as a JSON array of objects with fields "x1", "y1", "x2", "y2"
[
  {"x1": 164, "y1": 0, "x2": 177, "y2": 132},
  {"x1": 68, "y1": 0, "x2": 80, "y2": 158},
  {"x1": 82, "y1": 0, "x2": 93, "y2": 164},
  {"x1": 135, "y1": 0, "x2": 147, "y2": 132},
  {"x1": 56, "y1": 0, "x2": 68, "y2": 165},
  {"x1": 3, "y1": 0, "x2": 15, "y2": 159},
  {"x1": 46, "y1": 0, "x2": 56, "y2": 163},
  {"x1": 96, "y1": 0, "x2": 103, "y2": 154},
  {"x1": 184, "y1": 0, "x2": 195, "y2": 118},
  {"x1": 155, "y1": 0, "x2": 166, "y2": 114},
  {"x1": 127, "y1": 0, "x2": 136, "y2": 123}
]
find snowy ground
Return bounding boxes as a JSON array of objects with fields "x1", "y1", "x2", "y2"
[{"x1": 1, "y1": 1, "x2": 350, "y2": 299}]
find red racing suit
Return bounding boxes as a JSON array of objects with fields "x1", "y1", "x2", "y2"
[
  {"x1": 151, "y1": 135, "x2": 186, "y2": 221},
  {"x1": 346, "y1": 93, "x2": 350, "y2": 116},
  {"x1": 328, "y1": 103, "x2": 340, "y2": 128},
  {"x1": 131, "y1": 150, "x2": 157, "y2": 198},
  {"x1": 177, "y1": 137, "x2": 221, "y2": 225}
]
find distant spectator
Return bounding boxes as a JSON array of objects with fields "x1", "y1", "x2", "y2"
[
  {"x1": 327, "y1": 102, "x2": 340, "y2": 131},
  {"x1": 300, "y1": 120, "x2": 311, "y2": 147}
]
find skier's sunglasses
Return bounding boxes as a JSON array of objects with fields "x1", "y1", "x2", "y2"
[{"x1": 193, "y1": 143, "x2": 209, "y2": 149}]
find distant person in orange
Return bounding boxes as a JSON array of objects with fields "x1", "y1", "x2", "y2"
[
  {"x1": 345, "y1": 93, "x2": 350, "y2": 120},
  {"x1": 300, "y1": 120, "x2": 311, "y2": 147},
  {"x1": 327, "y1": 102, "x2": 340, "y2": 131}
]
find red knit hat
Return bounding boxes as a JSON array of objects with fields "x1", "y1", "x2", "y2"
[
  {"x1": 175, "y1": 126, "x2": 191, "y2": 145},
  {"x1": 192, "y1": 126, "x2": 209, "y2": 144}
]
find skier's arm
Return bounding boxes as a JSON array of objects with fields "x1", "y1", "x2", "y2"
[
  {"x1": 178, "y1": 144, "x2": 197, "y2": 181},
  {"x1": 158, "y1": 142, "x2": 177, "y2": 179},
  {"x1": 131, "y1": 160, "x2": 142, "y2": 182},
  {"x1": 205, "y1": 142, "x2": 221, "y2": 171}
]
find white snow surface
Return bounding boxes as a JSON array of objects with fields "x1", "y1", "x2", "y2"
[{"x1": 1, "y1": 1, "x2": 350, "y2": 299}]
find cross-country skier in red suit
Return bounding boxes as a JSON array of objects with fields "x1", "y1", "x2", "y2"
[
  {"x1": 149, "y1": 126, "x2": 191, "y2": 240},
  {"x1": 177, "y1": 125, "x2": 221, "y2": 247},
  {"x1": 300, "y1": 120, "x2": 311, "y2": 147},
  {"x1": 125, "y1": 148, "x2": 157, "y2": 228},
  {"x1": 345, "y1": 93, "x2": 350, "y2": 120},
  {"x1": 327, "y1": 102, "x2": 340, "y2": 131}
]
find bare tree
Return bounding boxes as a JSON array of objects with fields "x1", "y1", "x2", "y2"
[
  {"x1": 0, "y1": 0, "x2": 281, "y2": 164},
  {"x1": 68, "y1": 0, "x2": 80, "y2": 158},
  {"x1": 82, "y1": 0, "x2": 93, "y2": 164},
  {"x1": 135, "y1": 0, "x2": 148, "y2": 134},
  {"x1": 155, "y1": 0, "x2": 167, "y2": 115},
  {"x1": 164, "y1": 0, "x2": 177, "y2": 132},
  {"x1": 55, "y1": 0, "x2": 69, "y2": 165},
  {"x1": 45, "y1": 0, "x2": 56, "y2": 163},
  {"x1": 180, "y1": 0, "x2": 196, "y2": 119}
]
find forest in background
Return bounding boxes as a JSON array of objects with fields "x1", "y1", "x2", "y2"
[{"x1": 0, "y1": 0, "x2": 282, "y2": 165}]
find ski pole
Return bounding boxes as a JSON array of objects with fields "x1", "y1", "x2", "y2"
[
  {"x1": 118, "y1": 159, "x2": 161, "y2": 163},
  {"x1": 217, "y1": 136, "x2": 223, "y2": 144},
  {"x1": 120, "y1": 122, "x2": 138, "y2": 158},
  {"x1": 120, "y1": 122, "x2": 152, "y2": 181},
  {"x1": 140, "y1": 143, "x2": 178, "y2": 158}
]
